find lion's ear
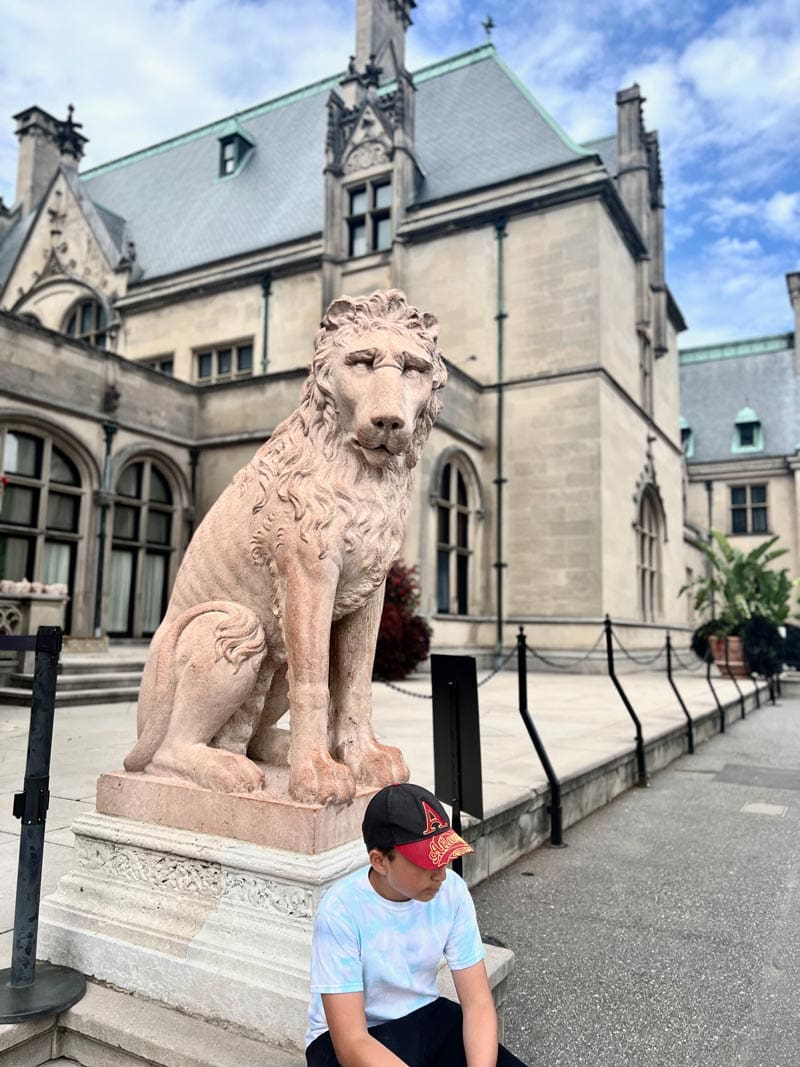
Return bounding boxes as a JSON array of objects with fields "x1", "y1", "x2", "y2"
[
  {"x1": 324, "y1": 298, "x2": 355, "y2": 328},
  {"x1": 422, "y1": 312, "x2": 439, "y2": 342}
]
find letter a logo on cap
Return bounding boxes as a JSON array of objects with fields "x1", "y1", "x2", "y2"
[{"x1": 420, "y1": 800, "x2": 448, "y2": 836}]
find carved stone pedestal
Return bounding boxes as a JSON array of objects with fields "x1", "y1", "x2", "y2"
[{"x1": 38, "y1": 811, "x2": 366, "y2": 1052}]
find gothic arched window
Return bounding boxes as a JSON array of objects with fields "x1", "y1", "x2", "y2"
[
  {"x1": 636, "y1": 487, "x2": 662, "y2": 622},
  {"x1": 0, "y1": 427, "x2": 84, "y2": 629},
  {"x1": 435, "y1": 457, "x2": 475, "y2": 616},
  {"x1": 64, "y1": 298, "x2": 108, "y2": 348}
]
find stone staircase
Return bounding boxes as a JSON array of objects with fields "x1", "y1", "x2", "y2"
[{"x1": 0, "y1": 643, "x2": 146, "y2": 706}]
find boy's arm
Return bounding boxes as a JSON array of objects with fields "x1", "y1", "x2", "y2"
[
  {"x1": 322, "y1": 991, "x2": 410, "y2": 1067},
  {"x1": 451, "y1": 961, "x2": 500, "y2": 1067}
]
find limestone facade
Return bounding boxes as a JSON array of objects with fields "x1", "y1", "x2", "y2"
[{"x1": 0, "y1": 0, "x2": 699, "y2": 652}]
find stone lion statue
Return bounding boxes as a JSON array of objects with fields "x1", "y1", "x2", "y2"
[{"x1": 124, "y1": 289, "x2": 447, "y2": 805}]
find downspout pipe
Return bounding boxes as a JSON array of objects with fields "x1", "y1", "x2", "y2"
[
  {"x1": 92, "y1": 421, "x2": 117, "y2": 638},
  {"x1": 494, "y1": 218, "x2": 508, "y2": 664},
  {"x1": 260, "y1": 273, "x2": 272, "y2": 374}
]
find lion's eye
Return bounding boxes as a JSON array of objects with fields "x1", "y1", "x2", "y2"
[
  {"x1": 403, "y1": 361, "x2": 429, "y2": 377},
  {"x1": 346, "y1": 354, "x2": 374, "y2": 368}
]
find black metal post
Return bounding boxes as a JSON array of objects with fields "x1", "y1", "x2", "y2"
[
  {"x1": 751, "y1": 674, "x2": 761, "y2": 710},
  {"x1": 516, "y1": 628, "x2": 565, "y2": 846},
  {"x1": 666, "y1": 633, "x2": 694, "y2": 754},
  {"x1": 724, "y1": 639, "x2": 746, "y2": 719},
  {"x1": 493, "y1": 217, "x2": 508, "y2": 666},
  {"x1": 0, "y1": 627, "x2": 86, "y2": 1023},
  {"x1": 447, "y1": 680, "x2": 464, "y2": 877},
  {"x1": 706, "y1": 656, "x2": 725, "y2": 733},
  {"x1": 604, "y1": 616, "x2": 648, "y2": 787}
]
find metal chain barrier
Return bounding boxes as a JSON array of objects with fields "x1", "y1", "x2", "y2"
[
  {"x1": 672, "y1": 646, "x2": 706, "y2": 672},
  {"x1": 377, "y1": 645, "x2": 516, "y2": 700},
  {"x1": 610, "y1": 629, "x2": 667, "y2": 666},
  {"x1": 525, "y1": 629, "x2": 605, "y2": 670}
]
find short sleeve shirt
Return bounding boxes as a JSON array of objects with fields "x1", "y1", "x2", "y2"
[{"x1": 305, "y1": 865, "x2": 484, "y2": 1048}]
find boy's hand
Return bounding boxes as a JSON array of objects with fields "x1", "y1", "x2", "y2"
[
  {"x1": 322, "y1": 991, "x2": 410, "y2": 1067},
  {"x1": 452, "y1": 960, "x2": 500, "y2": 1067}
]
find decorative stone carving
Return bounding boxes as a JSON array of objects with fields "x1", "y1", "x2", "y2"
[
  {"x1": 125, "y1": 290, "x2": 446, "y2": 805},
  {"x1": 76, "y1": 837, "x2": 221, "y2": 899},
  {"x1": 344, "y1": 138, "x2": 391, "y2": 173},
  {"x1": 0, "y1": 601, "x2": 21, "y2": 635}
]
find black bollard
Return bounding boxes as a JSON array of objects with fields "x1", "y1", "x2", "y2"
[{"x1": 0, "y1": 626, "x2": 86, "y2": 1023}]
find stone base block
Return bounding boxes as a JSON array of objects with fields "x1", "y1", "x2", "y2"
[
  {"x1": 96, "y1": 767, "x2": 374, "y2": 852},
  {"x1": 38, "y1": 812, "x2": 366, "y2": 1052}
]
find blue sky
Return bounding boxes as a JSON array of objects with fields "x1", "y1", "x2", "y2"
[{"x1": 1, "y1": 0, "x2": 798, "y2": 346}]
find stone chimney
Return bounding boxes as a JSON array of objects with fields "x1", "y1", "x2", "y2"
[
  {"x1": 354, "y1": 0, "x2": 415, "y2": 84},
  {"x1": 13, "y1": 105, "x2": 87, "y2": 215},
  {"x1": 787, "y1": 272, "x2": 800, "y2": 374}
]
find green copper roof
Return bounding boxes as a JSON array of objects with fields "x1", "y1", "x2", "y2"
[{"x1": 679, "y1": 333, "x2": 794, "y2": 365}]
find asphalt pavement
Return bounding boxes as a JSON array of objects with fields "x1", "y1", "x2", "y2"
[{"x1": 473, "y1": 691, "x2": 800, "y2": 1067}]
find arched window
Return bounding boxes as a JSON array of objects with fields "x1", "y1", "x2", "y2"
[
  {"x1": 636, "y1": 487, "x2": 662, "y2": 622},
  {"x1": 0, "y1": 427, "x2": 84, "y2": 630},
  {"x1": 64, "y1": 298, "x2": 108, "y2": 348},
  {"x1": 435, "y1": 457, "x2": 475, "y2": 616},
  {"x1": 109, "y1": 460, "x2": 176, "y2": 636}
]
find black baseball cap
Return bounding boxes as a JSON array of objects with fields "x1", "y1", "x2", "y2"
[{"x1": 362, "y1": 783, "x2": 474, "y2": 870}]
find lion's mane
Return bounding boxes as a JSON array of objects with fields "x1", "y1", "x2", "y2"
[{"x1": 236, "y1": 290, "x2": 446, "y2": 617}]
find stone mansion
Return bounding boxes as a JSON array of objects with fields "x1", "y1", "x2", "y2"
[{"x1": 1, "y1": 0, "x2": 798, "y2": 652}]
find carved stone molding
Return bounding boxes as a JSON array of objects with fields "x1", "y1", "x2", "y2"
[
  {"x1": 222, "y1": 870, "x2": 314, "y2": 920},
  {"x1": 76, "y1": 837, "x2": 222, "y2": 900},
  {"x1": 344, "y1": 139, "x2": 391, "y2": 174}
]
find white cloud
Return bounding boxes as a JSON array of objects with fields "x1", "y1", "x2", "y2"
[{"x1": 763, "y1": 191, "x2": 800, "y2": 236}]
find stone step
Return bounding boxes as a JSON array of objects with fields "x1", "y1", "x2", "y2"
[
  {"x1": 10, "y1": 671, "x2": 143, "y2": 691},
  {"x1": 0, "y1": 981, "x2": 304, "y2": 1066},
  {"x1": 0, "y1": 685, "x2": 139, "y2": 707}
]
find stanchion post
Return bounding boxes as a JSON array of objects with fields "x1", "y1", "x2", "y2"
[
  {"x1": 724, "y1": 638, "x2": 746, "y2": 719},
  {"x1": 515, "y1": 628, "x2": 564, "y2": 846},
  {"x1": 604, "y1": 616, "x2": 648, "y2": 787},
  {"x1": 0, "y1": 626, "x2": 86, "y2": 1023},
  {"x1": 706, "y1": 656, "x2": 725, "y2": 733},
  {"x1": 666, "y1": 633, "x2": 694, "y2": 755}
]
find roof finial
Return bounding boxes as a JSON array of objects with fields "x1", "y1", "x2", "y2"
[{"x1": 482, "y1": 14, "x2": 495, "y2": 39}]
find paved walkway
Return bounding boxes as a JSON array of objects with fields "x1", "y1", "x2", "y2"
[{"x1": 0, "y1": 658, "x2": 757, "y2": 968}]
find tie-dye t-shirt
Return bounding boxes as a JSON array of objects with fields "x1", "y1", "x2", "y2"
[{"x1": 305, "y1": 864, "x2": 484, "y2": 1048}]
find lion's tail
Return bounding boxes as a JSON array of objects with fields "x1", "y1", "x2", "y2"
[{"x1": 123, "y1": 601, "x2": 263, "y2": 772}]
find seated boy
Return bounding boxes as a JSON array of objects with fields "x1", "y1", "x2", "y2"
[{"x1": 305, "y1": 782, "x2": 527, "y2": 1066}]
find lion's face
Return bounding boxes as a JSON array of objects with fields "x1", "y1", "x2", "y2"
[{"x1": 321, "y1": 325, "x2": 438, "y2": 470}]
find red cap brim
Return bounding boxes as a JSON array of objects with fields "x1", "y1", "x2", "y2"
[{"x1": 395, "y1": 829, "x2": 474, "y2": 869}]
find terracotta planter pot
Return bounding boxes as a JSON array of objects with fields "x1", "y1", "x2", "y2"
[{"x1": 708, "y1": 635, "x2": 750, "y2": 678}]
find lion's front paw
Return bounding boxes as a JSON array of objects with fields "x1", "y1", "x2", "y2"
[
  {"x1": 148, "y1": 743, "x2": 265, "y2": 794},
  {"x1": 288, "y1": 751, "x2": 356, "y2": 806},
  {"x1": 336, "y1": 738, "x2": 409, "y2": 789}
]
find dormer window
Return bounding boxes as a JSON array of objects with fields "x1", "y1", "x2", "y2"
[
  {"x1": 679, "y1": 416, "x2": 694, "y2": 458},
  {"x1": 347, "y1": 178, "x2": 391, "y2": 257},
  {"x1": 218, "y1": 131, "x2": 253, "y2": 178},
  {"x1": 732, "y1": 407, "x2": 763, "y2": 453}
]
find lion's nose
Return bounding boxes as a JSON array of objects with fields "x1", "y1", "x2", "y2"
[{"x1": 371, "y1": 414, "x2": 405, "y2": 432}]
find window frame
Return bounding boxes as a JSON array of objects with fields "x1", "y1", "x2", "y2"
[
  {"x1": 218, "y1": 132, "x2": 254, "y2": 178},
  {"x1": 194, "y1": 340, "x2": 255, "y2": 385},
  {"x1": 635, "y1": 486, "x2": 662, "y2": 623},
  {"x1": 63, "y1": 298, "x2": 108, "y2": 349},
  {"x1": 0, "y1": 427, "x2": 85, "y2": 631},
  {"x1": 346, "y1": 177, "x2": 392, "y2": 258},
  {"x1": 729, "y1": 483, "x2": 768, "y2": 535},
  {"x1": 434, "y1": 457, "x2": 475, "y2": 617},
  {"x1": 141, "y1": 355, "x2": 175, "y2": 376}
]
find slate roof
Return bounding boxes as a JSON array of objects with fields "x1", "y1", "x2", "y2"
[
  {"x1": 680, "y1": 336, "x2": 799, "y2": 462},
  {"x1": 0, "y1": 209, "x2": 35, "y2": 291},
  {"x1": 35, "y1": 45, "x2": 595, "y2": 283},
  {"x1": 583, "y1": 134, "x2": 618, "y2": 178}
]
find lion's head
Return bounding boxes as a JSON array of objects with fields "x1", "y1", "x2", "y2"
[{"x1": 300, "y1": 289, "x2": 447, "y2": 470}]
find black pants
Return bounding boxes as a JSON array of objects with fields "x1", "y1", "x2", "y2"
[{"x1": 306, "y1": 996, "x2": 527, "y2": 1066}]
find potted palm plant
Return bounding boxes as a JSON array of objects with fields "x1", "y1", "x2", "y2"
[{"x1": 682, "y1": 530, "x2": 796, "y2": 677}]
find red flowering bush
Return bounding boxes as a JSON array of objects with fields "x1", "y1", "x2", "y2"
[{"x1": 373, "y1": 562, "x2": 432, "y2": 681}]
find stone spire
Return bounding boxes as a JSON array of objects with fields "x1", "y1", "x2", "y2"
[{"x1": 354, "y1": 0, "x2": 415, "y2": 84}]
